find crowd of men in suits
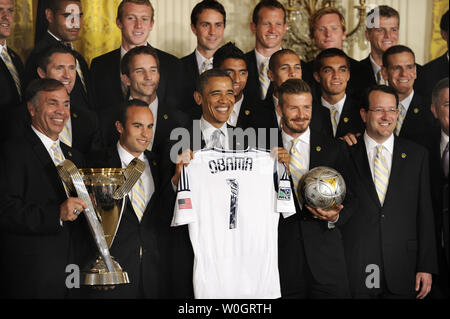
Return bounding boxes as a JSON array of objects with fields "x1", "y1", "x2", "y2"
[{"x1": 0, "y1": 0, "x2": 448, "y2": 299}]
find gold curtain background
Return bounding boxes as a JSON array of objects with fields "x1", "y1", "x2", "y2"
[
  {"x1": 9, "y1": 0, "x2": 122, "y2": 66},
  {"x1": 430, "y1": 0, "x2": 449, "y2": 60}
]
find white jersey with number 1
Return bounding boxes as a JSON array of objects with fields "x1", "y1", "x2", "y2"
[{"x1": 171, "y1": 148, "x2": 296, "y2": 299}]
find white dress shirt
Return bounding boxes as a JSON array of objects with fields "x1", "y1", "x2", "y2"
[
  {"x1": 196, "y1": 49, "x2": 213, "y2": 75},
  {"x1": 200, "y1": 116, "x2": 229, "y2": 149},
  {"x1": 364, "y1": 132, "x2": 394, "y2": 182},
  {"x1": 32, "y1": 125, "x2": 66, "y2": 163},
  {"x1": 441, "y1": 130, "x2": 449, "y2": 158},
  {"x1": 399, "y1": 90, "x2": 414, "y2": 114},
  {"x1": 117, "y1": 142, "x2": 154, "y2": 209},
  {"x1": 228, "y1": 95, "x2": 243, "y2": 127},
  {"x1": 0, "y1": 41, "x2": 7, "y2": 59},
  {"x1": 321, "y1": 94, "x2": 347, "y2": 125},
  {"x1": 369, "y1": 54, "x2": 387, "y2": 85}
]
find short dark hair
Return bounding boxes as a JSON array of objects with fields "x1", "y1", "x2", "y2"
[
  {"x1": 195, "y1": 68, "x2": 231, "y2": 94},
  {"x1": 382, "y1": 45, "x2": 415, "y2": 68},
  {"x1": 26, "y1": 78, "x2": 66, "y2": 105},
  {"x1": 252, "y1": 0, "x2": 286, "y2": 25},
  {"x1": 363, "y1": 85, "x2": 399, "y2": 111},
  {"x1": 278, "y1": 79, "x2": 311, "y2": 107},
  {"x1": 117, "y1": 0, "x2": 154, "y2": 22},
  {"x1": 121, "y1": 45, "x2": 160, "y2": 76},
  {"x1": 190, "y1": 0, "x2": 226, "y2": 27},
  {"x1": 118, "y1": 99, "x2": 150, "y2": 126},
  {"x1": 313, "y1": 48, "x2": 350, "y2": 73},
  {"x1": 441, "y1": 10, "x2": 449, "y2": 32},
  {"x1": 47, "y1": 0, "x2": 81, "y2": 12},
  {"x1": 268, "y1": 48, "x2": 299, "y2": 72},
  {"x1": 37, "y1": 44, "x2": 76, "y2": 72},
  {"x1": 213, "y1": 42, "x2": 247, "y2": 69},
  {"x1": 432, "y1": 77, "x2": 449, "y2": 105},
  {"x1": 366, "y1": 5, "x2": 400, "y2": 29}
]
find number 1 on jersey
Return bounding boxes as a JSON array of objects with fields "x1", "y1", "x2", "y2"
[{"x1": 226, "y1": 179, "x2": 239, "y2": 229}]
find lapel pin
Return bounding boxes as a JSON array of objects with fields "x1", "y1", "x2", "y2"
[
  {"x1": 245, "y1": 110, "x2": 251, "y2": 116},
  {"x1": 401, "y1": 153, "x2": 407, "y2": 159},
  {"x1": 153, "y1": 161, "x2": 157, "y2": 166},
  {"x1": 163, "y1": 114, "x2": 168, "y2": 120},
  {"x1": 73, "y1": 113, "x2": 78, "y2": 118},
  {"x1": 413, "y1": 108, "x2": 419, "y2": 114},
  {"x1": 316, "y1": 146, "x2": 322, "y2": 152},
  {"x1": 343, "y1": 117, "x2": 349, "y2": 123},
  {"x1": 68, "y1": 151, "x2": 73, "y2": 157}
]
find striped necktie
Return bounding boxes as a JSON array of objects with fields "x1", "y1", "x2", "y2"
[
  {"x1": 59, "y1": 122, "x2": 72, "y2": 147},
  {"x1": 75, "y1": 59, "x2": 87, "y2": 93},
  {"x1": 395, "y1": 103, "x2": 406, "y2": 136},
  {"x1": 200, "y1": 58, "x2": 213, "y2": 74},
  {"x1": 374, "y1": 145, "x2": 389, "y2": 205},
  {"x1": 289, "y1": 137, "x2": 307, "y2": 194},
  {"x1": 376, "y1": 70, "x2": 383, "y2": 85},
  {"x1": 1, "y1": 48, "x2": 21, "y2": 98},
  {"x1": 259, "y1": 59, "x2": 270, "y2": 100},
  {"x1": 51, "y1": 142, "x2": 65, "y2": 165},
  {"x1": 131, "y1": 176, "x2": 146, "y2": 221},
  {"x1": 330, "y1": 106, "x2": 339, "y2": 137},
  {"x1": 211, "y1": 129, "x2": 223, "y2": 149}
]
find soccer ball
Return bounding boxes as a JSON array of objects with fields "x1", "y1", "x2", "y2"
[{"x1": 298, "y1": 166, "x2": 346, "y2": 210}]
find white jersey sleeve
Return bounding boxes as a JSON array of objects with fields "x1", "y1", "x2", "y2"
[{"x1": 171, "y1": 165, "x2": 195, "y2": 227}]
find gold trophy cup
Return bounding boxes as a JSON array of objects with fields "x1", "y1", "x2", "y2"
[{"x1": 57, "y1": 159, "x2": 145, "y2": 286}]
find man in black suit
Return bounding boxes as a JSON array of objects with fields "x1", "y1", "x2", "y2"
[
  {"x1": 100, "y1": 46, "x2": 185, "y2": 154},
  {"x1": 244, "y1": 0, "x2": 287, "y2": 102},
  {"x1": 25, "y1": 0, "x2": 89, "y2": 110},
  {"x1": 89, "y1": 0, "x2": 179, "y2": 112},
  {"x1": 312, "y1": 48, "x2": 364, "y2": 138},
  {"x1": 426, "y1": 78, "x2": 449, "y2": 298},
  {"x1": 0, "y1": 79, "x2": 87, "y2": 298},
  {"x1": 342, "y1": 85, "x2": 438, "y2": 299},
  {"x1": 359, "y1": 5, "x2": 399, "y2": 88},
  {"x1": 381, "y1": 45, "x2": 436, "y2": 143},
  {"x1": 255, "y1": 49, "x2": 303, "y2": 135},
  {"x1": 304, "y1": 7, "x2": 367, "y2": 100},
  {"x1": 179, "y1": 0, "x2": 226, "y2": 120},
  {"x1": 416, "y1": 10, "x2": 449, "y2": 98},
  {"x1": 274, "y1": 78, "x2": 356, "y2": 298},
  {"x1": 0, "y1": 0, "x2": 25, "y2": 143},
  {"x1": 213, "y1": 42, "x2": 259, "y2": 130},
  {"x1": 82, "y1": 99, "x2": 166, "y2": 298}
]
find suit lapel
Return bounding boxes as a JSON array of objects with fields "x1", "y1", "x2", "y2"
[
  {"x1": 350, "y1": 140, "x2": 381, "y2": 207},
  {"x1": 382, "y1": 138, "x2": 405, "y2": 207}
]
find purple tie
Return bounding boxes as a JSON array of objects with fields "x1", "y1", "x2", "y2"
[{"x1": 443, "y1": 142, "x2": 449, "y2": 178}]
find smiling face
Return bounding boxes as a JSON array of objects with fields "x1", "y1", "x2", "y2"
[
  {"x1": 361, "y1": 90, "x2": 399, "y2": 143},
  {"x1": 122, "y1": 53, "x2": 160, "y2": 104},
  {"x1": 251, "y1": 7, "x2": 287, "y2": 52},
  {"x1": 38, "y1": 52, "x2": 76, "y2": 94},
  {"x1": 46, "y1": 1, "x2": 83, "y2": 43},
  {"x1": 312, "y1": 13, "x2": 346, "y2": 50},
  {"x1": 382, "y1": 51, "x2": 416, "y2": 99},
  {"x1": 313, "y1": 55, "x2": 349, "y2": 98},
  {"x1": 277, "y1": 92, "x2": 312, "y2": 138},
  {"x1": 366, "y1": 16, "x2": 399, "y2": 56},
  {"x1": 117, "y1": 2, "x2": 154, "y2": 50},
  {"x1": 191, "y1": 9, "x2": 225, "y2": 57},
  {"x1": 194, "y1": 76, "x2": 235, "y2": 128},
  {"x1": 0, "y1": 0, "x2": 14, "y2": 45},
  {"x1": 219, "y1": 58, "x2": 248, "y2": 102},
  {"x1": 116, "y1": 105, "x2": 154, "y2": 157},
  {"x1": 28, "y1": 87, "x2": 70, "y2": 141},
  {"x1": 268, "y1": 52, "x2": 302, "y2": 89}
]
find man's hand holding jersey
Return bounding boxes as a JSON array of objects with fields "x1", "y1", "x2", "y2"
[{"x1": 172, "y1": 149, "x2": 194, "y2": 186}]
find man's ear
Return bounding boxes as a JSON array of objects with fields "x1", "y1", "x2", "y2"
[
  {"x1": 360, "y1": 108, "x2": 367, "y2": 123},
  {"x1": 194, "y1": 91, "x2": 202, "y2": 106},
  {"x1": 115, "y1": 121, "x2": 124, "y2": 134},
  {"x1": 27, "y1": 101, "x2": 36, "y2": 117},
  {"x1": 121, "y1": 73, "x2": 131, "y2": 87},
  {"x1": 430, "y1": 103, "x2": 438, "y2": 120},
  {"x1": 313, "y1": 71, "x2": 320, "y2": 83},
  {"x1": 37, "y1": 67, "x2": 46, "y2": 79},
  {"x1": 45, "y1": 8, "x2": 54, "y2": 24}
]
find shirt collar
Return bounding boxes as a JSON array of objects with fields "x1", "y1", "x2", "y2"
[
  {"x1": 117, "y1": 141, "x2": 145, "y2": 167},
  {"x1": 441, "y1": 130, "x2": 449, "y2": 155},
  {"x1": 31, "y1": 125, "x2": 60, "y2": 152},
  {"x1": 120, "y1": 45, "x2": 127, "y2": 60},
  {"x1": 281, "y1": 127, "x2": 310, "y2": 149},
  {"x1": 399, "y1": 90, "x2": 414, "y2": 112},
  {"x1": 321, "y1": 95, "x2": 346, "y2": 114},
  {"x1": 364, "y1": 131, "x2": 395, "y2": 155},
  {"x1": 200, "y1": 116, "x2": 227, "y2": 138},
  {"x1": 0, "y1": 41, "x2": 6, "y2": 55},
  {"x1": 369, "y1": 54, "x2": 382, "y2": 72}
]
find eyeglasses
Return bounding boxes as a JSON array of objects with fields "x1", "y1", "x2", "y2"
[{"x1": 367, "y1": 108, "x2": 399, "y2": 114}]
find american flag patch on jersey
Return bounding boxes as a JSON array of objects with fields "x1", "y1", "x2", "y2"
[{"x1": 178, "y1": 198, "x2": 192, "y2": 210}]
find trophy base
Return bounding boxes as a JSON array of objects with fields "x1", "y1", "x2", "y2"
[{"x1": 82, "y1": 256, "x2": 130, "y2": 286}]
